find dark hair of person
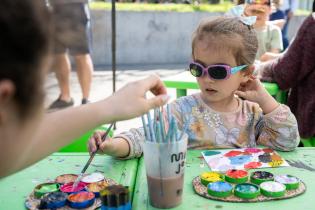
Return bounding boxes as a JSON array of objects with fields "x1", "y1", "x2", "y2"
[
  {"x1": 0, "y1": 0, "x2": 51, "y2": 119},
  {"x1": 313, "y1": 0, "x2": 315, "y2": 12}
]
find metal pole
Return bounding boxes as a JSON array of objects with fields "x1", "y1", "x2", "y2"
[
  {"x1": 111, "y1": 0, "x2": 116, "y2": 129},
  {"x1": 111, "y1": 0, "x2": 116, "y2": 94}
]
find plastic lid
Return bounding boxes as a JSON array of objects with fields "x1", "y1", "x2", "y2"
[
  {"x1": 260, "y1": 181, "x2": 286, "y2": 197},
  {"x1": 250, "y1": 171, "x2": 274, "y2": 185},
  {"x1": 225, "y1": 169, "x2": 248, "y2": 184},
  {"x1": 200, "y1": 172, "x2": 223, "y2": 186},
  {"x1": 34, "y1": 183, "x2": 59, "y2": 198},
  {"x1": 234, "y1": 183, "x2": 260, "y2": 199},
  {"x1": 207, "y1": 181, "x2": 233, "y2": 198},
  {"x1": 274, "y1": 175, "x2": 300, "y2": 190}
]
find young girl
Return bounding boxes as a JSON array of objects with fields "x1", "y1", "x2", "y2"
[{"x1": 88, "y1": 14, "x2": 299, "y2": 159}]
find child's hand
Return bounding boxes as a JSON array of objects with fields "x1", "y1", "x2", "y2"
[
  {"x1": 87, "y1": 131, "x2": 110, "y2": 155},
  {"x1": 235, "y1": 77, "x2": 279, "y2": 114},
  {"x1": 87, "y1": 131, "x2": 130, "y2": 158}
]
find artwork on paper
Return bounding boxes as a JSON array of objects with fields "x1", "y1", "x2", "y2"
[{"x1": 202, "y1": 148, "x2": 289, "y2": 172}]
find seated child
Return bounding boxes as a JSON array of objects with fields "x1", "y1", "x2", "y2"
[
  {"x1": 88, "y1": 10, "x2": 299, "y2": 159},
  {"x1": 245, "y1": 0, "x2": 283, "y2": 61}
]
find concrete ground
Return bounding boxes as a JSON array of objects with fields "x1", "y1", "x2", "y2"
[{"x1": 45, "y1": 66, "x2": 188, "y2": 134}]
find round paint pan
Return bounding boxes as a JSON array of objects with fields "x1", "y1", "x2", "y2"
[
  {"x1": 234, "y1": 183, "x2": 260, "y2": 199},
  {"x1": 225, "y1": 169, "x2": 248, "y2": 184},
  {"x1": 260, "y1": 181, "x2": 286, "y2": 197},
  {"x1": 60, "y1": 182, "x2": 86, "y2": 194},
  {"x1": 55, "y1": 174, "x2": 78, "y2": 184},
  {"x1": 87, "y1": 180, "x2": 109, "y2": 197},
  {"x1": 38, "y1": 192, "x2": 67, "y2": 209},
  {"x1": 200, "y1": 172, "x2": 224, "y2": 186},
  {"x1": 67, "y1": 191, "x2": 95, "y2": 209},
  {"x1": 250, "y1": 171, "x2": 274, "y2": 185},
  {"x1": 81, "y1": 172, "x2": 105, "y2": 184},
  {"x1": 207, "y1": 181, "x2": 233, "y2": 198},
  {"x1": 274, "y1": 175, "x2": 300, "y2": 190},
  {"x1": 34, "y1": 183, "x2": 60, "y2": 199}
]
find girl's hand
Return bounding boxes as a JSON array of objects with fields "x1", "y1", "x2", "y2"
[
  {"x1": 87, "y1": 131, "x2": 110, "y2": 155},
  {"x1": 87, "y1": 131, "x2": 130, "y2": 158},
  {"x1": 235, "y1": 77, "x2": 279, "y2": 114}
]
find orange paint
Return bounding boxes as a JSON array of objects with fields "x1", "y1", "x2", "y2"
[
  {"x1": 68, "y1": 192, "x2": 94, "y2": 202},
  {"x1": 226, "y1": 169, "x2": 248, "y2": 178}
]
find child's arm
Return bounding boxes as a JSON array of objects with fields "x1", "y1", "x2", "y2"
[{"x1": 235, "y1": 78, "x2": 299, "y2": 151}]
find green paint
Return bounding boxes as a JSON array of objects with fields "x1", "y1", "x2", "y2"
[{"x1": 203, "y1": 151, "x2": 221, "y2": 156}]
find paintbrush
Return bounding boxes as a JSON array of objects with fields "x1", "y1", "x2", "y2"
[{"x1": 72, "y1": 123, "x2": 114, "y2": 190}]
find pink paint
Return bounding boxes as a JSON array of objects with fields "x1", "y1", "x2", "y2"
[
  {"x1": 60, "y1": 182, "x2": 86, "y2": 193},
  {"x1": 244, "y1": 148, "x2": 262, "y2": 154},
  {"x1": 244, "y1": 162, "x2": 262, "y2": 169}
]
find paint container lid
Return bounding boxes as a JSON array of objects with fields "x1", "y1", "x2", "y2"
[
  {"x1": 60, "y1": 182, "x2": 86, "y2": 194},
  {"x1": 38, "y1": 192, "x2": 67, "y2": 209},
  {"x1": 67, "y1": 191, "x2": 95, "y2": 209},
  {"x1": 81, "y1": 172, "x2": 105, "y2": 183},
  {"x1": 234, "y1": 183, "x2": 260, "y2": 199},
  {"x1": 274, "y1": 175, "x2": 300, "y2": 190},
  {"x1": 87, "y1": 180, "x2": 109, "y2": 197},
  {"x1": 250, "y1": 171, "x2": 274, "y2": 185},
  {"x1": 225, "y1": 169, "x2": 248, "y2": 184},
  {"x1": 207, "y1": 181, "x2": 233, "y2": 198},
  {"x1": 200, "y1": 172, "x2": 224, "y2": 186},
  {"x1": 100, "y1": 185, "x2": 130, "y2": 207},
  {"x1": 34, "y1": 183, "x2": 59, "y2": 199},
  {"x1": 55, "y1": 174, "x2": 78, "y2": 184},
  {"x1": 260, "y1": 181, "x2": 286, "y2": 197}
]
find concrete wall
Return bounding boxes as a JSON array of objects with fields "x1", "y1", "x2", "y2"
[{"x1": 90, "y1": 10, "x2": 307, "y2": 66}]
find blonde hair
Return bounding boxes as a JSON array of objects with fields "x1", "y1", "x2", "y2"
[{"x1": 192, "y1": 16, "x2": 258, "y2": 67}]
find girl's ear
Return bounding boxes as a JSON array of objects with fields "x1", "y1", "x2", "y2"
[{"x1": 241, "y1": 65, "x2": 255, "y2": 83}]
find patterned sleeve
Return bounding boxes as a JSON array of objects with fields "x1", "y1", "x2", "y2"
[
  {"x1": 255, "y1": 104, "x2": 300, "y2": 151},
  {"x1": 114, "y1": 127, "x2": 145, "y2": 159}
]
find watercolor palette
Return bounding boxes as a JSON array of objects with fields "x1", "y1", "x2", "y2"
[
  {"x1": 192, "y1": 171, "x2": 306, "y2": 202},
  {"x1": 25, "y1": 173, "x2": 117, "y2": 210},
  {"x1": 202, "y1": 148, "x2": 289, "y2": 172}
]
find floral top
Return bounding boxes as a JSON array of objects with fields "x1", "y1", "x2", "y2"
[{"x1": 116, "y1": 94, "x2": 299, "y2": 159}]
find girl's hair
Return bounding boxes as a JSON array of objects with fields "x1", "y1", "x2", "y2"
[
  {"x1": 192, "y1": 16, "x2": 258, "y2": 67},
  {"x1": 0, "y1": 0, "x2": 51, "y2": 119}
]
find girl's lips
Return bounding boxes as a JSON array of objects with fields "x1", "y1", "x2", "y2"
[{"x1": 205, "y1": 88, "x2": 217, "y2": 94}]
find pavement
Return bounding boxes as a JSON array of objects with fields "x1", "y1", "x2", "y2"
[{"x1": 45, "y1": 65, "x2": 187, "y2": 134}]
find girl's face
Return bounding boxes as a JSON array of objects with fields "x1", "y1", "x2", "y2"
[
  {"x1": 245, "y1": 4, "x2": 271, "y2": 27},
  {"x1": 193, "y1": 40, "x2": 249, "y2": 109}
]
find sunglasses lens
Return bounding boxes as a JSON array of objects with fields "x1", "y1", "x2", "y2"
[
  {"x1": 208, "y1": 66, "x2": 228, "y2": 80},
  {"x1": 189, "y1": 63, "x2": 203, "y2": 77}
]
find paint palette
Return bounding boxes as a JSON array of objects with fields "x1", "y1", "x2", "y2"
[
  {"x1": 202, "y1": 148, "x2": 289, "y2": 172},
  {"x1": 192, "y1": 170, "x2": 306, "y2": 202},
  {"x1": 25, "y1": 173, "x2": 117, "y2": 210}
]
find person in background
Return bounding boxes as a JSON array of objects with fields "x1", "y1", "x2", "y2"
[
  {"x1": 88, "y1": 7, "x2": 299, "y2": 159},
  {"x1": 245, "y1": 0, "x2": 283, "y2": 61},
  {"x1": 258, "y1": 1, "x2": 315, "y2": 140},
  {"x1": 270, "y1": 0, "x2": 298, "y2": 50},
  {"x1": 48, "y1": 0, "x2": 94, "y2": 110},
  {"x1": 269, "y1": 0, "x2": 286, "y2": 29},
  {"x1": 0, "y1": 0, "x2": 169, "y2": 178}
]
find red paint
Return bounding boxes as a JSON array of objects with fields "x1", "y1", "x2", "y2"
[
  {"x1": 60, "y1": 182, "x2": 86, "y2": 193},
  {"x1": 224, "y1": 151, "x2": 243, "y2": 157},
  {"x1": 244, "y1": 161, "x2": 262, "y2": 169},
  {"x1": 68, "y1": 191, "x2": 94, "y2": 202},
  {"x1": 263, "y1": 148, "x2": 274, "y2": 153},
  {"x1": 226, "y1": 169, "x2": 248, "y2": 178},
  {"x1": 244, "y1": 148, "x2": 262, "y2": 154}
]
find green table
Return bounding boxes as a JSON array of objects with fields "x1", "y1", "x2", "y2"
[
  {"x1": 0, "y1": 153, "x2": 138, "y2": 209},
  {"x1": 163, "y1": 71, "x2": 287, "y2": 103},
  {"x1": 133, "y1": 148, "x2": 315, "y2": 210}
]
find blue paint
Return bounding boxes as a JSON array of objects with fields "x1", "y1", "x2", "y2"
[
  {"x1": 208, "y1": 181, "x2": 232, "y2": 192},
  {"x1": 229, "y1": 155, "x2": 251, "y2": 165},
  {"x1": 203, "y1": 151, "x2": 221, "y2": 156}
]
